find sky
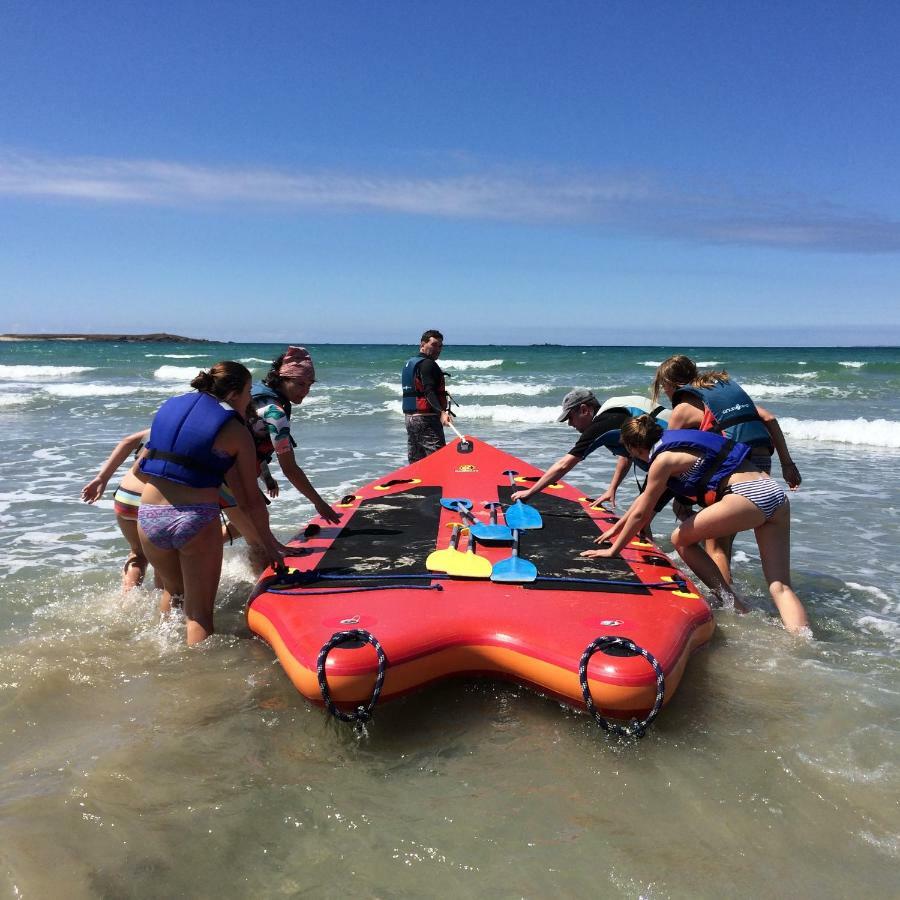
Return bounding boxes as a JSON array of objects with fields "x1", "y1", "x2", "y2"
[{"x1": 1, "y1": 0, "x2": 899, "y2": 346}]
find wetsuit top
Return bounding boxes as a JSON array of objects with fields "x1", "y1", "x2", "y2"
[
  {"x1": 568, "y1": 408, "x2": 632, "y2": 461},
  {"x1": 649, "y1": 429, "x2": 752, "y2": 507},
  {"x1": 587, "y1": 396, "x2": 672, "y2": 471},
  {"x1": 140, "y1": 392, "x2": 238, "y2": 489},
  {"x1": 401, "y1": 355, "x2": 448, "y2": 415},
  {"x1": 250, "y1": 381, "x2": 297, "y2": 467},
  {"x1": 673, "y1": 379, "x2": 772, "y2": 449}
]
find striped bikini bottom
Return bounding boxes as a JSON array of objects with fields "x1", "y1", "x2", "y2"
[
  {"x1": 113, "y1": 484, "x2": 142, "y2": 520},
  {"x1": 724, "y1": 478, "x2": 788, "y2": 522}
]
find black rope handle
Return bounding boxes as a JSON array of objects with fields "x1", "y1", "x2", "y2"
[
  {"x1": 579, "y1": 636, "x2": 665, "y2": 739},
  {"x1": 317, "y1": 629, "x2": 387, "y2": 724}
]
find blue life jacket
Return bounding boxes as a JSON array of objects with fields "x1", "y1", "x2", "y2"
[
  {"x1": 674, "y1": 380, "x2": 771, "y2": 449},
  {"x1": 587, "y1": 397, "x2": 672, "y2": 471},
  {"x1": 140, "y1": 392, "x2": 238, "y2": 489},
  {"x1": 649, "y1": 429, "x2": 751, "y2": 507},
  {"x1": 401, "y1": 355, "x2": 447, "y2": 414}
]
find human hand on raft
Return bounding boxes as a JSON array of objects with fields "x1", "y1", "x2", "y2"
[
  {"x1": 591, "y1": 488, "x2": 615, "y2": 509},
  {"x1": 592, "y1": 523, "x2": 620, "y2": 545},
  {"x1": 315, "y1": 500, "x2": 343, "y2": 525},
  {"x1": 781, "y1": 460, "x2": 802, "y2": 490},
  {"x1": 580, "y1": 546, "x2": 618, "y2": 559},
  {"x1": 510, "y1": 489, "x2": 532, "y2": 503},
  {"x1": 81, "y1": 476, "x2": 107, "y2": 503},
  {"x1": 262, "y1": 538, "x2": 287, "y2": 567}
]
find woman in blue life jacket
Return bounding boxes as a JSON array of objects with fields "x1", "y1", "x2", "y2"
[
  {"x1": 137, "y1": 361, "x2": 283, "y2": 645},
  {"x1": 580, "y1": 415, "x2": 809, "y2": 634},
  {"x1": 651, "y1": 355, "x2": 802, "y2": 584},
  {"x1": 248, "y1": 347, "x2": 341, "y2": 542}
]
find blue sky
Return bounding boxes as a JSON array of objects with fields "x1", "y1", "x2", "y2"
[{"x1": 1, "y1": 1, "x2": 899, "y2": 345}]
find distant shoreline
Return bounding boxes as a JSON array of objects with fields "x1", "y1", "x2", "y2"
[{"x1": 0, "y1": 333, "x2": 220, "y2": 343}]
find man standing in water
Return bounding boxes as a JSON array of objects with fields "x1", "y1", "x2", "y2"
[{"x1": 401, "y1": 329, "x2": 451, "y2": 463}]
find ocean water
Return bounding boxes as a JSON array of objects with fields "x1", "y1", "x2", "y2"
[{"x1": 0, "y1": 340, "x2": 898, "y2": 897}]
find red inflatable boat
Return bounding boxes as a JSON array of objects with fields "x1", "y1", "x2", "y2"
[{"x1": 247, "y1": 435, "x2": 714, "y2": 734}]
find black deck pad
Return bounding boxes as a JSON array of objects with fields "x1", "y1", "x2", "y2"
[
  {"x1": 498, "y1": 487, "x2": 651, "y2": 594},
  {"x1": 297, "y1": 487, "x2": 443, "y2": 587}
]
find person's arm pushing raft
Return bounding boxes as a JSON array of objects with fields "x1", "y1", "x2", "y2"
[
  {"x1": 581, "y1": 463, "x2": 671, "y2": 559},
  {"x1": 510, "y1": 453, "x2": 581, "y2": 502}
]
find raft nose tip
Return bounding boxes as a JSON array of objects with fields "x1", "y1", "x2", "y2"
[{"x1": 456, "y1": 437, "x2": 473, "y2": 454}]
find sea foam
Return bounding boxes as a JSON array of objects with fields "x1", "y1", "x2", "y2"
[
  {"x1": 739, "y1": 382, "x2": 826, "y2": 398},
  {"x1": 45, "y1": 383, "x2": 146, "y2": 398},
  {"x1": 450, "y1": 403, "x2": 558, "y2": 424},
  {"x1": 0, "y1": 393, "x2": 30, "y2": 407},
  {"x1": 440, "y1": 359, "x2": 504, "y2": 370},
  {"x1": 780, "y1": 417, "x2": 900, "y2": 448},
  {"x1": 376, "y1": 379, "x2": 549, "y2": 397},
  {"x1": 0, "y1": 365, "x2": 96, "y2": 379},
  {"x1": 153, "y1": 365, "x2": 205, "y2": 381},
  {"x1": 450, "y1": 381, "x2": 553, "y2": 397}
]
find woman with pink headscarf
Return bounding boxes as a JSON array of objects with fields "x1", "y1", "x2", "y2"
[{"x1": 248, "y1": 347, "x2": 341, "y2": 541}]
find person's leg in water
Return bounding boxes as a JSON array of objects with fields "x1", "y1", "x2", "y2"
[
  {"x1": 705, "y1": 533, "x2": 735, "y2": 585},
  {"x1": 177, "y1": 517, "x2": 225, "y2": 645},
  {"x1": 704, "y1": 450, "x2": 775, "y2": 586},
  {"x1": 138, "y1": 521, "x2": 185, "y2": 617},
  {"x1": 116, "y1": 515, "x2": 148, "y2": 591},
  {"x1": 671, "y1": 496, "x2": 764, "y2": 611},
  {"x1": 138, "y1": 504, "x2": 223, "y2": 643},
  {"x1": 753, "y1": 501, "x2": 809, "y2": 634}
]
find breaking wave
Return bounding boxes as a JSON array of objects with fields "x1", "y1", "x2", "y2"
[
  {"x1": 780, "y1": 417, "x2": 900, "y2": 448},
  {"x1": 0, "y1": 365, "x2": 96, "y2": 379}
]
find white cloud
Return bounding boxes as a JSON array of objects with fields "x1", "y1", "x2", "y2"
[{"x1": 1, "y1": 150, "x2": 899, "y2": 253}]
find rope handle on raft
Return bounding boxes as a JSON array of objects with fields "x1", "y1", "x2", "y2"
[
  {"x1": 265, "y1": 570, "x2": 691, "y2": 592},
  {"x1": 579, "y1": 636, "x2": 665, "y2": 739},
  {"x1": 317, "y1": 629, "x2": 387, "y2": 725}
]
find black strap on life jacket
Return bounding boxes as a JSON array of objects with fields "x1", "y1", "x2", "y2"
[
  {"x1": 143, "y1": 447, "x2": 216, "y2": 474},
  {"x1": 692, "y1": 438, "x2": 737, "y2": 505}
]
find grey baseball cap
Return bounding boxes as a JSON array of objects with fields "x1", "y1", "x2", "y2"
[{"x1": 556, "y1": 388, "x2": 597, "y2": 422}]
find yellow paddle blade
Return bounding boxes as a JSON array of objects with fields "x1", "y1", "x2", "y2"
[
  {"x1": 425, "y1": 547, "x2": 463, "y2": 573},
  {"x1": 444, "y1": 548, "x2": 493, "y2": 579},
  {"x1": 426, "y1": 521, "x2": 467, "y2": 571}
]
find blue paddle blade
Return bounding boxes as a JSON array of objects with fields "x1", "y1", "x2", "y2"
[
  {"x1": 440, "y1": 498, "x2": 473, "y2": 511},
  {"x1": 469, "y1": 523, "x2": 514, "y2": 542},
  {"x1": 505, "y1": 501, "x2": 543, "y2": 530},
  {"x1": 490, "y1": 555, "x2": 537, "y2": 583}
]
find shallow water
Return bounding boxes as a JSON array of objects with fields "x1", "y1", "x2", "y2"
[{"x1": 1, "y1": 342, "x2": 898, "y2": 897}]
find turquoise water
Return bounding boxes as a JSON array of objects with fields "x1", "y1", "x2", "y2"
[{"x1": 1, "y1": 340, "x2": 898, "y2": 896}]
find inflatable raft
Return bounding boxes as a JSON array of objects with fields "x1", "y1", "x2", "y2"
[{"x1": 247, "y1": 435, "x2": 714, "y2": 735}]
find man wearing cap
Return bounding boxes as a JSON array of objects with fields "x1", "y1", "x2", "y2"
[
  {"x1": 510, "y1": 390, "x2": 671, "y2": 509},
  {"x1": 400, "y1": 329, "x2": 452, "y2": 463},
  {"x1": 249, "y1": 346, "x2": 341, "y2": 527}
]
